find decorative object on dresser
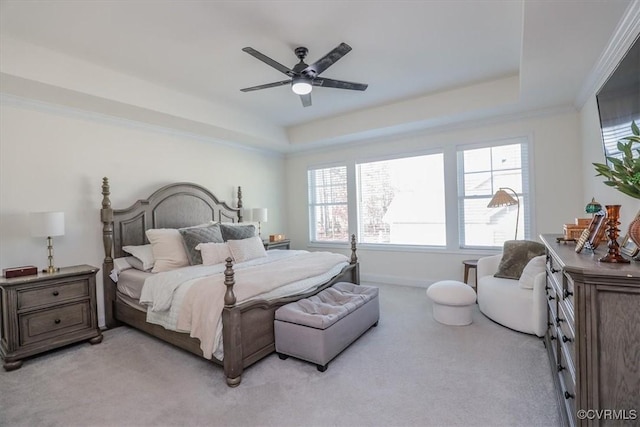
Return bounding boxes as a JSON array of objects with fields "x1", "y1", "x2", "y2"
[
  {"x1": 100, "y1": 178, "x2": 359, "y2": 387},
  {"x1": 540, "y1": 234, "x2": 640, "y2": 427},
  {"x1": 584, "y1": 210, "x2": 607, "y2": 251},
  {"x1": 269, "y1": 234, "x2": 285, "y2": 242},
  {"x1": 30, "y1": 211, "x2": 65, "y2": 273},
  {"x1": 598, "y1": 205, "x2": 630, "y2": 263},
  {"x1": 628, "y1": 208, "x2": 640, "y2": 251},
  {"x1": 3, "y1": 265, "x2": 38, "y2": 278},
  {"x1": 487, "y1": 187, "x2": 520, "y2": 239},
  {"x1": 0, "y1": 265, "x2": 102, "y2": 371},
  {"x1": 251, "y1": 207, "x2": 267, "y2": 237}
]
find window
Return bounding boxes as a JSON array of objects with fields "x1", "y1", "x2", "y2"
[
  {"x1": 308, "y1": 166, "x2": 349, "y2": 242},
  {"x1": 307, "y1": 136, "x2": 531, "y2": 251},
  {"x1": 458, "y1": 140, "x2": 529, "y2": 248},
  {"x1": 357, "y1": 154, "x2": 445, "y2": 245}
]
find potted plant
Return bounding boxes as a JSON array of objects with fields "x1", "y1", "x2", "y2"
[{"x1": 593, "y1": 120, "x2": 640, "y2": 249}]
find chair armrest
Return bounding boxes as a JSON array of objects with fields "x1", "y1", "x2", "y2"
[{"x1": 477, "y1": 254, "x2": 502, "y2": 279}]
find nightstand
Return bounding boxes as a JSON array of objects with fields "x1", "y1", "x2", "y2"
[
  {"x1": 0, "y1": 265, "x2": 102, "y2": 371},
  {"x1": 263, "y1": 239, "x2": 291, "y2": 250}
]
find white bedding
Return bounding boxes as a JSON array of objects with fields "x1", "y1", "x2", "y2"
[{"x1": 139, "y1": 250, "x2": 349, "y2": 360}]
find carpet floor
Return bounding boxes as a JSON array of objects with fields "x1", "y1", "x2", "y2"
[{"x1": 0, "y1": 283, "x2": 560, "y2": 427}]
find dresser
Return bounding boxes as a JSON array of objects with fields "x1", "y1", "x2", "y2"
[
  {"x1": 540, "y1": 235, "x2": 640, "y2": 426},
  {"x1": 0, "y1": 265, "x2": 102, "y2": 370},
  {"x1": 264, "y1": 239, "x2": 291, "y2": 250}
]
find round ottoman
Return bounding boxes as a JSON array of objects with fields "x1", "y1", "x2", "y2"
[{"x1": 426, "y1": 280, "x2": 476, "y2": 326}]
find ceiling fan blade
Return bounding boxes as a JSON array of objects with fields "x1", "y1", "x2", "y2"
[
  {"x1": 242, "y1": 47, "x2": 294, "y2": 76},
  {"x1": 312, "y1": 77, "x2": 368, "y2": 91},
  {"x1": 240, "y1": 80, "x2": 291, "y2": 92},
  {"x1": 300, "y1": 93, "x2": 312, "y2": 107},
  {"x1": 304, "y1": 42, "x2": 352, "y2": 76}
]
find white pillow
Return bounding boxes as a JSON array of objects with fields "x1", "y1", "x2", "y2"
[
  {"x1": 196, "y1": 242, "x2": 232, "y2": 266},
  {"x1": 122, "y1": 244, "x2": 155, "y2": 270},
  {"x1": 109, "y1": 257, "x2": 132, "y2": 283},
  {"x1": 145, "y1": 229, "x2": 190, "y2": 273},
  {"x1": 227, "y1": 236, "x2": 267, "y2": 263},
  {"x1": 518, "y1": 255, "x2": 546, "y2": 289}
]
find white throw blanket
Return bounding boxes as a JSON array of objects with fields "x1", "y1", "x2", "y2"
[{"x1": 139, "y1": 251, "x2": 349, "y2": 359}]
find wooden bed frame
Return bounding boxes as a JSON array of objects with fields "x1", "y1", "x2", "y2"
[{"x1": 100, "y1": 178, "x2": 359, "y2": 387}]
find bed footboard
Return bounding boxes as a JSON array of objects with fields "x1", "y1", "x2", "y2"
[{"x1": 220, "y1": 237, "x2": 359, "y2": 387}]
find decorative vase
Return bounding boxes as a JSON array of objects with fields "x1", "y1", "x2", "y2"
[{"x1": 599, "y1": 205, "x2": 630, "y2": 263}]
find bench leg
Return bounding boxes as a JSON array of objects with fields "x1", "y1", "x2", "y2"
[{"x1": 278, "y1": 353, "x2": 289, "y2": 360}]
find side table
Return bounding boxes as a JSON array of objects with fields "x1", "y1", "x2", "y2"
[{"x1": 462, "y1": 259, "x2": 478, "y2": 287}]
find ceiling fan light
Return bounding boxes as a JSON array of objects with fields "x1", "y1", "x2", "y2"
[{"x1": 291, "y1": 78, "x2": 312, "y2": 95}]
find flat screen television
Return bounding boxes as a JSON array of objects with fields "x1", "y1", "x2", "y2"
[{"x1": 596, "y1": 34, "x2": 640, "y2": 164}]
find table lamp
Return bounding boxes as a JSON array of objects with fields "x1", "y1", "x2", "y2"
[
  {"x1": 30, "y1": 211, "x2": 65, "y2": 273},
  {"x1": 252, "y1": 208, "x2": 268, "y2": 237}
]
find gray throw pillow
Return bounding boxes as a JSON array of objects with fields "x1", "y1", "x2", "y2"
[
  {"x1": 494, "y1": 240, "x2": 546, "y2": 280},
  {"x1": 220, "y1": 224, "x2": 256, "y2": 241},
  {"x1": 179, "y1": 224, "x2": 224, "y2": 265}
]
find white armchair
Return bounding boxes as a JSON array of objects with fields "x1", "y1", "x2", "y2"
[{"x1": 476, "y1": 253, "x2": 547, "y2": 337}]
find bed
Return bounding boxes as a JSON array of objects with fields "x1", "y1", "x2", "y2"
[{"x1": 99, "y1": 178, "x2": 359, "y2": 386}]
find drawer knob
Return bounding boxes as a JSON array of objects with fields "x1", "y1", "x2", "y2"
[
  {"x1": 550, "y1": 335, "x2": 556, "y2": 341},
  {"x1": 564, "y1": 391, "x2": 574, "y2": 400},
  {"x1": 562, "y1": 335, "x2": 572, "y2": 343},
  {"x1": 557, "y1": 363, "x2": 565, "y2": 372},
  {"x1": 563, "y1": 289, "x2": 573, "y2": 298},
  {"x1": 550, "y1": 267, "x2": 560, "y2": 273},
  {"x1": 52, "y1": 291, "x2": 59, "y2": 296},
  {"x1": 548, "y1": 295, "x2": 555, "y2": 301},
  {"x1": 556, "y1": 316, "x2": 564, "y2": 325},
  {"x1": 54, "y1": 319, "x2": 61, "y2": 324}
]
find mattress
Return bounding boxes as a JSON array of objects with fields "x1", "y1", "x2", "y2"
[{"x1": 117, "y1": 268, "x2": 153, "y2": 300}]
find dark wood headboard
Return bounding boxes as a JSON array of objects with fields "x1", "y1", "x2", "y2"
[{"x1": 101, "y1": 178, "x2": 243, "y2": 259}]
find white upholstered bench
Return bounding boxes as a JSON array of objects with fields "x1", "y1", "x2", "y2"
[{"x1": 274, "y1": 282, "x2": 379, "y2": 372}]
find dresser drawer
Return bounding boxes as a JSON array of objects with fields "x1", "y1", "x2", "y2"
[
  {"x1": 19, "y1": 302, "x2": 91, "y2": 346},
  {"x1": 557, "y1": 301, "x2": 575, "y2": 375},
  {"x1": 17, "y1": 279, "x2": 89, "y2": 310},
  {"x1": 558, "y1": 345, "x2": 576, "y2": 427},
  {"x1": 546, "y1": 255, "x2": 563, "y2": 293},
  {"x1": 562, "y1": 274, "x2": 575, "y2": 315}
]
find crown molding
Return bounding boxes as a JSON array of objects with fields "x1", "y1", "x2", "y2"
[{"x1": 574, "y1": 0, "x2": 640, "y2": 108}]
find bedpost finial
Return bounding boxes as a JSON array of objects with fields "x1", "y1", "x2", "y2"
[
  {"x1": 350, "y1": 234, "x2": 358, "y2": 264},
  {"x1": 224, "y1": 257, "x2": 237, "y2": 307}
]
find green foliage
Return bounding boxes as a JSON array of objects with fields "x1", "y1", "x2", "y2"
[{"x1": 593, "y1": 121, "x2": 640, "y2": 200}]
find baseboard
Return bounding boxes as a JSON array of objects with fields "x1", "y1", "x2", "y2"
[{"x1": 361, "y1": 273, "x2": 435, "y2": 288}]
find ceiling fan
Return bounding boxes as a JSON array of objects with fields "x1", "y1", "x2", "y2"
[{"x1": 240, "y1": 42, "x2": 368, "y2": 107}]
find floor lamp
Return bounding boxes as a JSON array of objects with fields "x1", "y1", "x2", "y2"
[{"x1": 487, "y1": 187, "x2": 520, "y2": 240}]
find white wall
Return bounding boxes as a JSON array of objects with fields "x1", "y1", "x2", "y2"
[
  {"x1": 0, "y1": 95, "x2": 286, "y2": 327},
  {"x1": 285, "y1": 110, "x2": 585, "y2": 286},
  {"x1": 580, "y1": 96, "x2": 640, "y2": 229}
]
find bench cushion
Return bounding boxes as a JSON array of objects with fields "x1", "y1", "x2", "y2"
[{"x1": 275, "y1": 282, "x2": 379, "y2": 330}]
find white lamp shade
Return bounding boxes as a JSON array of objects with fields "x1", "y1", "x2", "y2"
[
  {"x1": 252, "y1": 208, "x2": 268, "y2": 222},
  {"x1": 30, "y1": 211, "x2": 65, "y2": 237},
  {"x1": 242, "y1": 208, "x2": 253, "y2": 221}
]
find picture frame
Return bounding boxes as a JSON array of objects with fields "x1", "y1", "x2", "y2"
[
  {"x1": 620, "y1": 233, "x2": 639, "y2": 258},
  {"x1": 620, "y1": 209, "x2": 640, "y2": 258},
  {"x1": 585, "y1": 212, "x2": 607, "y2": 251}
]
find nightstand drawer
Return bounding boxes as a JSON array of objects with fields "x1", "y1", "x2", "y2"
[
  {"x1": 19, "y1": 302, "x2": 91, "y2": 346},
  {"x1": 17, "y1": 279, "x2": 89, "y2": 310}
]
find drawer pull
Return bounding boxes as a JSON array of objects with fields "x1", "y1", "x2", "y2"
[
  {"x1": 563, "y1": 289, "x2": 573, "y2": 298},
  {"x1": 52, "y1": 291, "x2": 59, "y2": 296},
  {"x1": 550, "y1": 267, "x2": 560, "y2": 273},
  {"x1": 557, "y1": 364, "x2": 565, "y2": 372},
  {"x1": 564, "y1": 391, "x2": 574, "y2": 400},
  {"x1": 556, "y1": 316, "x2": 564, "y2": 325},
  {"x1": 548, "y1": 295, "x2": 555, "y2": 301},
  {"x1": 562, "y1": 335, "x2": 572, "y2": 343},
  {"x1": 550, "y1": 335, "x2": 556, "y2": 341},
  {"x1": 54, "y1": 319, "x2": 61, "y2": 324},
  {"x1": 545, "y1": 285, "x2": 550, "y2": 291}
]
